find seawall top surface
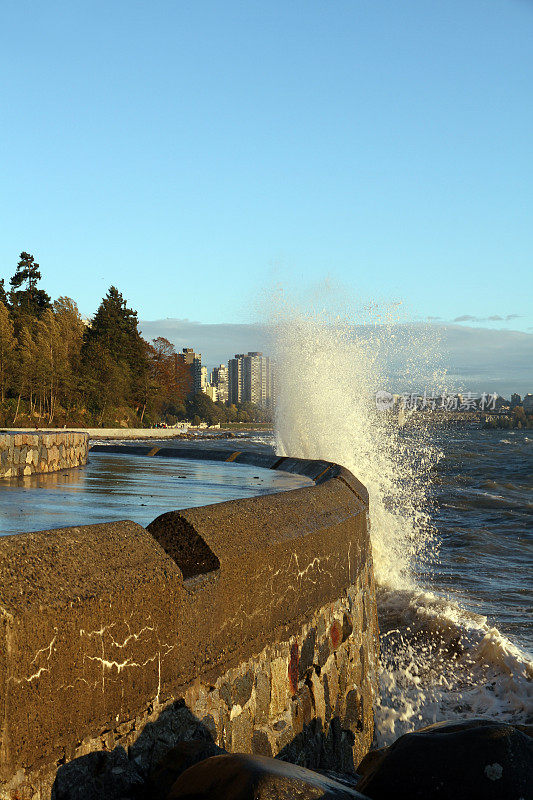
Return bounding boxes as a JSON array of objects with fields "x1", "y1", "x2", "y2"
[
  {"x1": 90, "y1": 443, "x2": 369, "y2": 505},
  {"x1": 0, "y1": 520, "x2": 182, "y2": 612},
  {"x1": 0, "y1": 429, "x2": 88, "y2": 439}
]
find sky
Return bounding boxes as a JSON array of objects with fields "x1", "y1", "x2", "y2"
[{"x1": 1, "y1": 0, "x2": 532, "y2": 389}]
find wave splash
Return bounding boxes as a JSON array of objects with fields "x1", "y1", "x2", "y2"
[
  {"x1": 376, "y1": 587, "x2": 532, "y2": 743},
  {"x1": 271, "y1": 298, "x2": 532, "y2": 743}
]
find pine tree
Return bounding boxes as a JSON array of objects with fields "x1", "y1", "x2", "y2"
[
  {"x1": 82, "y1": 340, "x2": 131, "y2": 425},
  {"x1": 84, "y1": 286, "x2": 143, "y2": 365},
  {"x1": 83, "y1": 286, "x2": 149, "y2": 412},
  {"x1": 0, "y1": 302, "x2": 16, "y2": 402},
  {"x1": 9, "y1": 252, "x2": 51, "y2": 320}
]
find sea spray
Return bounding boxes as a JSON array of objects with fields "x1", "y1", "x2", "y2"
[
  {"x1": 271, "y1": 298, "x2": 442, "y2": 589},
  {"x1": 269, "y1": 296, "x2": 532, "y2": 744}
]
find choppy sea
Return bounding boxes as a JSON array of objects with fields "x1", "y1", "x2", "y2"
[{"x1": 246, "y1": 424, "x2": 533, "y2": 742}]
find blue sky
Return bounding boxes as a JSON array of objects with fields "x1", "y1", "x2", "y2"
[{"x1": 1, "y1": 0, "x2": 532, "y2": 339}]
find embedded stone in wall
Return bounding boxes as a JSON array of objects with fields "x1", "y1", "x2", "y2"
[{"x1": 178, "y1": 564, "x2": 378, "y2": 774}]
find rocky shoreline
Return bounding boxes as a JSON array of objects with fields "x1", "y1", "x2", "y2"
[{"x1": 53, "y1": 719, "x2": 532, "y2": 799}]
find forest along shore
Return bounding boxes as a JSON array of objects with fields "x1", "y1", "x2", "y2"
[{"x1": 0, "y1": 255, "x2": 271, "y2": 430}]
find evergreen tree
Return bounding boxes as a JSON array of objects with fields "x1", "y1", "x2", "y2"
[
  {"x1": 0, "y1": 279, "x2": 8, "y2": 307},
  {"x1": 83, "y1": 340, "x2": 131, "y2": 425},
  {"x1": 83, "y1": 286, "x2": 149, "y2": 411},
  {"x1": 84, "y1": 287, "x2": 145, "y2": 367},
  {"x1": 9, "y1": 252, "x2": 51, "y2": 320},
  {"x1": 0, "y1": 302, "x2": 16, "y2": 402}
]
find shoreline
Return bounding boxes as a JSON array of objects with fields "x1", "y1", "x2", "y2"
[{"x1": 1, "y1": 425, "x2": 274, "y2": 441}]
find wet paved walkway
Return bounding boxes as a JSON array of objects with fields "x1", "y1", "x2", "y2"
[{"x1": 0, "y1": 451, "x2": 312, "y2": 535}]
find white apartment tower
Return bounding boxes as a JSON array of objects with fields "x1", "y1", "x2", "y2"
[
  {"x1": 200, "y1": 365, "x2": 208, "y2": 392},
  {"x1": 228, "y1": 352, "x2": 273, "y2": 408}
]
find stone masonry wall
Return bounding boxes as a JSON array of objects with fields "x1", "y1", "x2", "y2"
[
  {"x1": 0, "y1": 431, "x2": 88, "y2": 478},
  {"x1": 52, "y1": 561, "x2": 378, "y2": 799}
]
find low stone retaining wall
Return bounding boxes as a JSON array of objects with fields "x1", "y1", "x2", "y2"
[
  {"x1": 2, "y1": 427, "x2": 188, "y2": 442},
  {"x1": 0, "y1": 448, "x2": 378, "y2": 800},
  {"x1": 0, "y1": 431, "x2": 88, "y2": 479}
]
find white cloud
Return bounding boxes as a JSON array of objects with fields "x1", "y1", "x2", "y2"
[
  {"x1": 453, "y1": 313, "x2": 522, "y2": 323},
  {"x1": 139, "y1": 319, "x2": 269, "y2": 367}
]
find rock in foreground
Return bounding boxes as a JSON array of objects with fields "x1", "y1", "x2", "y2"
[
  {"x1": 167, "y1": 753, "x2": 370, "y2": 799},
  {"x1": 356, "y1": 719, "x2": 533, "y2": 800}
]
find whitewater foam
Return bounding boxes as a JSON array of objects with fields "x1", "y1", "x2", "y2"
[{"x1": 376, "y1": 586, "x2": 532, "y2": 742}]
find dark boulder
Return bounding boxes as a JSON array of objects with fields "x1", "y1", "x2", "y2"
[
  {"x1": 356, "y1": 718, "x2": 533, "y2": 800},
  {"x1": 140, "y1": 740, "x2": 223, "y2": 799},
  {"x1": 167, "y1": 753, "x2": 371, "y2": 799},
  {"x1": 52, "y1": 747, "x2": 144, "y2": 800}
]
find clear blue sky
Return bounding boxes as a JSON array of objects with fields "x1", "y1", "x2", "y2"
[{"x1": 1, "y1": 0, "x2": 532, "y2": 330}]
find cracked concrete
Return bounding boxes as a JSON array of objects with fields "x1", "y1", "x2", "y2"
[{"x1": 0, "y1": 451, "x2": 377, "y2": 800}]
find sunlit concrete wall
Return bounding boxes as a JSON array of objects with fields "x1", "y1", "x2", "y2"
[{"x1": 0, "y1": 450, "x2": 378, "y2": 800}]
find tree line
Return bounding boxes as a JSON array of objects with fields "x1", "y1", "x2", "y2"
[{"x1": 0, "y1": 252, "x2": 270, "y2": 427}]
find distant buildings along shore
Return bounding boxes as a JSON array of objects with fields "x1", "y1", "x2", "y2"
[{"x1": 177, "y1": 348, "x2": 275, "y2": 409}]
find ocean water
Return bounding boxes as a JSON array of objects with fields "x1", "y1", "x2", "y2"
[
  {"x1": 426, "y1": 426, "x2": 532, "y2": 653},
  {"x1": 374, "y1": 424, "x2": 532, "y2": 743}
]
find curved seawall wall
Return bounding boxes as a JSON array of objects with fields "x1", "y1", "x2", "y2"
[{"x1": 0, "y1": 447, "x2": 378, "y2": 800}]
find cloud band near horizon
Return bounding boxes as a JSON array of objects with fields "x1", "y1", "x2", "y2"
[{"x1": 139, "y1": 319, "x2": 532, "y2": 398}]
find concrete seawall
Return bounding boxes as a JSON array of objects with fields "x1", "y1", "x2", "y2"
[
  {"x1": 0, "y1": 447, "x2": 378, "y2": 799},
  {"x1": 0, "y1": 431, "x2": 88, "y2": 479}
]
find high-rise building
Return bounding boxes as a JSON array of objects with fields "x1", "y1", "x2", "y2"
[
  {"x1": 177, "y1": 348, "x2": 203, "y2": 395},
  {"x1": 211, "y1": 364, "x2": 229, "y2": 403},
  {"x1": 228, "y1": 356, "x2": 243, "y2": 405},
  {"x1": 228, "y1": 352, "x2": 273, "y2": 408},
  {"x1": 200, "y1": 365, "x2": 208, "y2": 392},
  {"x1": 204, "y1": 384, "x2": 218, "y2": 402}
]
